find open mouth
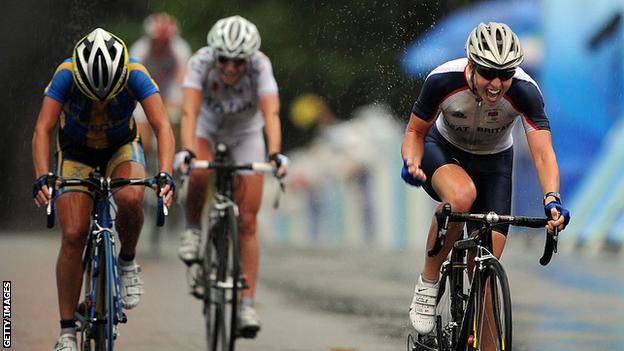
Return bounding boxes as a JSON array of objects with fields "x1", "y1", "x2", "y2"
[{"x1": 485, "y1": 88, "x2": 501, "y2": 102}]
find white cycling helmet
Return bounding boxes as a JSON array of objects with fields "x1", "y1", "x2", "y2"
[
  {"x1": 207, "y1": 15, "x2": 261, "y2": 59},
  {"x1": 465, "y1": 22, "x2": 524, "y2": 70},
  {"x1": 72, "y1": 28, "x2": 129, "y2": 101}
]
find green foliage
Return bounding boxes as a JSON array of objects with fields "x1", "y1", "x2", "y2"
[{"x1": 123, "y1": 0, "x2": 473, "y2": 147}]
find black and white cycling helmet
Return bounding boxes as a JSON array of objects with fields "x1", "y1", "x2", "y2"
[
  {"x1": 207, "y1": 15, "x2": 261, "y2": 59},
  {"x1": 465, "y1": 22, "x2": 524, "y2": 70},
  {"x1": 72, "y1": 28, "x2": 129, "y2": 101}
]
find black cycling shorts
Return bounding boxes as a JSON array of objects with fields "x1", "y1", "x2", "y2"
[{"x1": 420, "y1": 126, "x2": 513, "y2": 235}]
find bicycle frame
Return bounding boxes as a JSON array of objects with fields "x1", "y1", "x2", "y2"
[
  {"x1": 44, "y1": 172, "x2": 168, "y2": 351},
  {"x1": 80, "y1": 186, "x2": 125, "y2": 351},
  {"x1": 189, "y1": 143, "x2": 275, "y2": 351},
  {"x1": 450, "y1": 224, "x2": 500, "y2": 351},
  {"x1": 411, "y1": 203, "x2": 555, "y2": 351}
]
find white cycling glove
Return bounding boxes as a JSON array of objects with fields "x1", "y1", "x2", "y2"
[{"x1": 173, "y1": 149, "x2": 196, "y2": 173}]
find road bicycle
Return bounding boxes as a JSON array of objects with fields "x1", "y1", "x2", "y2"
[
  {"x1": 408, "y1": 203, "x2": 558, "y2": 351},
  {"x1": 184, "y1": 143, "x2": 282, "y2": 351},
  {"x1": 44, "y1": 171, "x2": 169, "y2": 351}
]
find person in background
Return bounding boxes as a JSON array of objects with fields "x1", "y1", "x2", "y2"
[
  {"x1": 131, "y1": 13, "x2": 192, "y2": 247},
  {"x1": 130, "y1": 12, "x2": 191, "y2": 155},
  {"x1": 174, "y1": 15, "x2": 288, "y2": 337}
]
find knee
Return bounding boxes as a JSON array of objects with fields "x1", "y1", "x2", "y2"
[
  {"x1": 116, "y1": 192, "x2": 144, "y2": 214},
  {"x1": 61, "y1": 226, "x2": 88, "y2": 257},
  {"x1": 238, "y1": 212, "x2": 257, "y2": 237},
  {"x1": 446, "y1": 185, "x2": 476, "y2": 212}
]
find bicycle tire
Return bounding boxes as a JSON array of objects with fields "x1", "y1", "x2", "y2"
[
  {"x1": 204, "y1": 205, "x2": 240, "y2": 351},
  {"x1": 103, "y1": 232, "x2": 115, "y2": 351},
  {"x1": 91, "y1": 233, "x2": 115, "y2": 351},
  {"x1": 466, "y1": 259, "x2": 512, "y2": 351},
  {"x1": 93, "y1": 239, "x2": 107, "y2": 351},
  {"x1": 203, "y1": 210, "x2": 219, "y2": 351},
  {"x1": 225, "y1": 205, "x2": 240, "y2": 350},
  {"x1": 435, "y1": 258, "x2": 469, "y2": 351}
]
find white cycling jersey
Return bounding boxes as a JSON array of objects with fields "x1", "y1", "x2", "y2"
[
  {"x1": 412, "y1": 58, "x2": 550, "y2": 154},
  {"x1": 183, "y1": 46, "x2": 279, "y2": 137}
]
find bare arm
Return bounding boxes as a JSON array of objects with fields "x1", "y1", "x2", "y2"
[
  {"x1": 526, "y1": 129, "x2": 567, "y2": 230},
  {"x1": 141, "y1": 93, "x2": 175, "y2": 174},
  {"x1": 401, "y1": 112, "x2": 434, "y2": 182},
  {"x1": 32, "y1": 97, "x2": 62, "y2": 176},
  {"x1": 180, "y1": 87, "x2": 203, "y2": 152},
  {"x1": 526, "y1": 130, "x2": 560, "y2": 201},
  {"x1": 31, "y1": 96, "x2": 62, "y2": 205},
  {"x1": 259, "y1": 94, "x2": 281, "y2": 155}
]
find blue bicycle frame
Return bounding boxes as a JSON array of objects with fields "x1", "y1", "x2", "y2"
[{"x1": 44, "y1": 172, "x2": 169, "y2": 351}]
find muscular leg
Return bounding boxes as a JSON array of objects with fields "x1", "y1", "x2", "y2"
[
  {"x1": 185, "y1": 137, "x2": 213, "y2": 225},
  {"x1": 233, "y1": 174, "x2": 263, "y2": 298},
  {"x1": 111, "y1": 162, "x2": 146, "y2": 257},
  {"x1": 422, "y1": 164, "x2": 476, "y2": 282},
  {"x1": 55, "y1": 193, "x2": 92, "y2": 321}
]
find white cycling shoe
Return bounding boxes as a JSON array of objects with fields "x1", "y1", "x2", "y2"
[
  {"x1": 409, "y1": 275, "x2": 439, "y2": 335},
  {"x1": 238, "y1": 305, "x2": 261, "y2": 338},
  {"x1": 178, "y1": 228, "x2": 201, "y2": 264},
  {"x1": 119, "y1": 260, "x2": 144, "y2": 309},
  {"x1": 52, "y1": 334, "x2": 77, "y2": 351}
]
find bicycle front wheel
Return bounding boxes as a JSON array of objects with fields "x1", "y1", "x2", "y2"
[
  {"x1": 203, "y1": 206, "x2": 240, "y2": 351},
  {"x1": 93, "y1": 232, "x2": 116, "y2": 351},
  {"x1": 467, "y1": 259, "x2": 512, "y2": 351},
  {"x1": 90, "y1": 234, "x2": 115, "y2": 351}
]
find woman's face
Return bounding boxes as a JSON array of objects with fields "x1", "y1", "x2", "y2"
[
  {"x1": 216, "y1": 56, "x2": 247, "y2": 85},
  {"x1": 471, "y1": 63, "x2": 515, "y2": 105}
]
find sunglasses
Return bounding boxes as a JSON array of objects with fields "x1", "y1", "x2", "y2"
[
  {"x1": 217, "y1": 56, "x2": 247, "y2": 67},
  {"x1": 475, "y1": 65, "x2": 516, "y2": 81}
]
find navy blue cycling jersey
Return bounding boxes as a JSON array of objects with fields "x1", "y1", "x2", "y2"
[{"x1": 412, "y1": 58, "x2": 550, "y2": 154}]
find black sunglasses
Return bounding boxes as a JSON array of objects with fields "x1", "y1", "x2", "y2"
[
  {"x1": 475, "y1": 65, "x2": 516, "y2": 81},
  {"x1": 217, "y1": 56, "x2": 247, "y2": 66}
]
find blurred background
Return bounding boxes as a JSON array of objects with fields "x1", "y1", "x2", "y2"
[{"x1": 1, "y1": 0, "x2": 624, "y2": 350}]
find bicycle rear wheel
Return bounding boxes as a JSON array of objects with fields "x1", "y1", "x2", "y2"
[
  {"x1": 467, "y1": 259, "x2": 512, "y2": 351},
  {"x1": 203, "y1": 206, "x2": 240, "y2": 351},
  {"x1": 434, "y1": 257, "x2": 469, "y2": 351}
]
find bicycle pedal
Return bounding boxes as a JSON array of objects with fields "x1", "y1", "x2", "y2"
[
  {"x1": 182, "y1": 258, "x2": 202, "y2": 267},
  {"x1": 408, "y1": 333, "x2": 438, "y2": 351},
  {"x1": 454, "y1": 238, "x2": 477, "y2": 250},
  {"x1": 237, "y1": 326, "x2": 260, "y2": 339},
  {"x1": 414, "y1": 335, "x2": 438, "y2": 351},
  {"x1": 238, "y1": 275, "x2": 249, "y2": 289},
  {"x1": 116, "y1": 312, "x2": 128, "y2": 324}
]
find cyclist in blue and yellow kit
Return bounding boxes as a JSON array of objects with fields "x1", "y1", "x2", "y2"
[{"x1": 31, "y1": 28, "x2": 175, "y2": 351}]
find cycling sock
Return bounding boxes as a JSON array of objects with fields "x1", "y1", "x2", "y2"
[
  {"x1": 421, "y1": 275, "x2": 438, "y2": 284},
  {"x1": 118, "y1": 253, "x2": 135, "y2": 263},
  {"x1": 241, "y1": 296, "x2": 254, "y2": 308},
  {"x1": 60, "y1": 320, "x2": 76, "y2": 335}
]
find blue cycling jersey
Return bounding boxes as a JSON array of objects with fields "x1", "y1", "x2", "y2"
[{"x1": 44, "y1": 58, "x2": 159, "y2": 149}]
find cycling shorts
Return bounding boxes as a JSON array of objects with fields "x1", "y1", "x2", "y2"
[
  {"x1": 420, "y1": 126, "x2": 513, "y2": 235},
  {"x1": 54, "y1": 136, "x2": 146, "y2": 195},
  {"x1": 196, "y1": 128, "x2": 266, "y2": 176}
]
